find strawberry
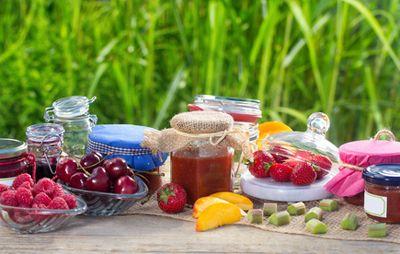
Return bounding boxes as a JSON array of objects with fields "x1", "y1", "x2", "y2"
[
  {"x1": 269, "y1": 163, "x2": 292, "y2": 182},
  {"x1": 311, "y1": 155, "x2": 332, "y2": 179},
  {"x1": 157, "y1": 183, "x2": 187, "y2": 214},
  {"x1": 248, "y1": 150, "x2": 275, "y2": 178},
  {"x1": 290, "y1": 162, "x2": 317, "y2": 186},
  {"x1": 270, "y1": 145, "x2": 291, "y2": 163}
]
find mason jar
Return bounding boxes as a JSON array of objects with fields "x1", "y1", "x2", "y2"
[
  {"x1": 26, "y1": 123, "x2": 64, "y2": 179},
  {"x1": 44, "y1": 96, "x2": 97, "y2": 158}
]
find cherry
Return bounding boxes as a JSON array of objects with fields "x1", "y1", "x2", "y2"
[
  {"x1": 85, "y1": 166, "x2": 110, "y2": 192},
  {"x1": 104, "y1": 158, "x2": 129, "y2": 179},
  {"x1": 114, "y1": 176, "x2": 139, "y2": 194},
  {"x1": 56, "y1": 158, "x2": 78, "y2": 183},
  {"x1": 69, "y1": 172, "x2": 87, "y2": 189},
  {"x1": 80, "y1": 152, "x2": 103, "y2": 172}
]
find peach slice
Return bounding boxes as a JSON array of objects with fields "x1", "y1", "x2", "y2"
[
  {"x1": 195, "y1": 203, "x2": 242, "y2": 232},
  {"x1": 257, "y1": 121, "x2": 292, "y2": 149},
  {"x1": 209, "y1": 192, "x2": 253, "y2": 211},
  {"x1": 193, "y1": 196, "x2": 229, "y2": 218}
]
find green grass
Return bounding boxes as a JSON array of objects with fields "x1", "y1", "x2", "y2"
[{"x1": 0, "y1": 0, "x2": 399, "y2": 146}]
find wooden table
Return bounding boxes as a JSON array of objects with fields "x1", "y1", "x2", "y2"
[{"x1": 0, "y1": 214, "x2": 398, "y2": 253}]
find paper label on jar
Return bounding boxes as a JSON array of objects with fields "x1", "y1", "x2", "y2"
[
  {"x1": 0, "y1": 177, "x2": 16, "y2": 187},
  {"x1": 364, "y1": 191, "x2": 387, "y2": 218}
]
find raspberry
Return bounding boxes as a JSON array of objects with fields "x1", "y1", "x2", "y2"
[
  {"x1": 33, "y1": 192, "x2": 52, "y2": 207},
  {"x1": 16, "y1": 187, "x2": 33, "y2": 207},
  {"x1": 48, "y1": 197, "x2": 69, "y2": 210},
  {"x1": 12, "y1": 173, "x2": 33, "y2": 190},
  {"x1": 32, "y1": 203, "x2": 47, "y2": 209},
  {"x1": 0, "y1": 184, "x2": 9, "y2": 193},
  {"x1": 62, "y1": 194, "x2": 77, "y2": 209},
  {"x1": 33, "y1": 178, "x2": 55, "y2": 196},
  {"x1": 0, "y1": 190, "x2": 18, "y2": 206},
  {"x1": 19, "y1": 181, "x2": 33, "y2": 191},
  {"x1": 51, "y1": 184, "x2": 64, "y2": 198}
]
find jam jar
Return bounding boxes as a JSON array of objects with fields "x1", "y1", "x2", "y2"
[
  {"x1": 171, "y1": 140, "x2": 234, "y2": 205},
  {"x1": 189, "y1": 95, "x2": 262, "y2": 141},
  {"x1": 26, "y1": 123, "x2": 64, "y2": 179},
  {"x1": 44, "y1": 96, "x2": 97, "y2": 157},
  {"x1": 0, "y1": 138, "x2": 36, "y2": 186},
  {"x1": 363, "y1": 164, "x2": 400, "y2": 223}
]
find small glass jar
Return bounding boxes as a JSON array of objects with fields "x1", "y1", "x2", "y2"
[
  {"x1": 189, "y1": 95, "x2": 262, "y2": 141},
  {"x1": 26, "y1": 123, "x2": 64, "y2": 179},
  {"x1": 44, "y1": 96, "x2": 97, "y2": 157},
  {"x1": 171, "y1": 140, "x2": 234, "y2": 205},
  {"x1": 0, "y1": 139, "x2": 36, "y2": 186},
  {"x1": 363, "y1": 164, "x2": 400, "y2": 223}
]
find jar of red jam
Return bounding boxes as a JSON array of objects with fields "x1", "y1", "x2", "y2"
[
  {"x1": 0, "y1": 139, "x2": 36, "y2": 186},
  {"x1": 26, "y1": 123, "x2": 64, "y2": 179},
  {"x1": 142, "y1": 111, "x2": 250, "y2": 205},
  {"x1": 363, "y1": 164, "x2": 400, "y2": 223}
]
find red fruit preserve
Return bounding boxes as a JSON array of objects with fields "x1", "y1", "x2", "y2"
[{"x1": 171, "y1": 142, "x2": 234, "y2": 205}]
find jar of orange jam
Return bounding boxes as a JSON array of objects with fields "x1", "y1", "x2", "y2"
[
  {"x1": 171, "y1": 141, "x2": 234, "y2": 204},
  {"x1": 363, "y1": 164, "x2": 400, "y2": 223}
]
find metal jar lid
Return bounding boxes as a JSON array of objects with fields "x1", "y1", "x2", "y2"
[{"x1": 0, "y1": 138, "x2": 27, "y2": 159}]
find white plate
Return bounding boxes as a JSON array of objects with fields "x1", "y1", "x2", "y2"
[{"x1": 240, "y1": 168, "x2": 336, "y2": 202}]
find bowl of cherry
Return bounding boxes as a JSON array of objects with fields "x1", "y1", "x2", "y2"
[{"x1": 56, "y1": 152, "x2": 148, "y2": 216}]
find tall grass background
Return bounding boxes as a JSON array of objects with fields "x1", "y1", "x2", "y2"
[{"x1": 0, "y1": 0, "x2": 399, "y2": 145}]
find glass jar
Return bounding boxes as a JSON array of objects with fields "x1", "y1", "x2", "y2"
[
  {"x1": 26, "y1": 123, "x2": 64, "y2": 179},
  {"x1": 171, "y1": 140, "x2": 234, "y2": 205},
  {"x1": 189, "y1": 95, "x2": 262, "y2": 141},
  {"x1": 44, "y1": 96, "x2": 97, "y2": 157},
  {"x1": 363, "y1": 164, "x2": 400, "y2": 223},
  {"x1": 0, "y1": 139, "x2": 36, "y2": 186}
]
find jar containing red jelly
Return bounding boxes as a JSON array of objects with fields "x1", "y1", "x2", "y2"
[
  {"x1": 142, "y1": 111, "x2": 251, "y2": 205},
  {"x1": 26, "y1": 123, "x2": 64, "y2": 180},
  {"x1": 363, "y1": 164, "x2": 400, "y2": 223},
  {"x1": 0, "y1": 138, "x2": 36, "y2": 186}
]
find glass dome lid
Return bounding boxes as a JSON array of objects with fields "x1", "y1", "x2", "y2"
[
  {"x1": 262, "y1": 112, "x2": 339, "y2": 173},
  {"x1": 44, "y1": 96, "x2": 96, "y2": 119}
]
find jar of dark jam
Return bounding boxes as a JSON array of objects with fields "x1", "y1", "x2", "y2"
[
  {"x1": 26, "y1": 123, "x2": 64, "y2": 179},
  {"x1": 171, "y1": 141, "x2": 234, "y2": 205},
  {"x1": 363, "y1": 164, "x2": 400, "y2": 223},
  {"x1": 0, "y1": 139, "x2": 36, "y2": 186}
]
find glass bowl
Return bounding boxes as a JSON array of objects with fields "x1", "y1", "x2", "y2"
[
  {"x1": 0, "y1": 196, "x2": 87, "y2": 234},
  {"x1": 61, "y1": 176, "x2": 148, "y2": 216}
]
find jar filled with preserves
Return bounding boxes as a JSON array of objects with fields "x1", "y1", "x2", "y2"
[
  {"x1": 363, "y1": 164, "x2": 400, "y2": 223},
  {"x1": 0, "y1": 138, "x2": 36, "y2": 186},
  {"x1": 143, "y1": 111, "x2": 251, "y2": 205},
  {"x1": 26, "y1": 123, "x2": 64, "y2": 179},
  {"x1": 44, "y1": 96, "x2": 97, "y2": 157}
]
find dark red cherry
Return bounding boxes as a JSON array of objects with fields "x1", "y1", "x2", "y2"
[
  {"x1": 85, "y1": 167, "x2": 110, "y2": 192},
  {"x1": 114, "y1": 176, "x2": 138, "y2": 194},
  {"x1": 56, "y1": 158, "x2": 78, "y2": 183},
  {"x1": 69, "y1": 172, "x2": 87, "y2": 189},
  {"x1": 80, "y1": 152, "x2": 102, "y2": 172},
  {"x1": 104, "y1": 158, "x2": 129, "y2": 179}
]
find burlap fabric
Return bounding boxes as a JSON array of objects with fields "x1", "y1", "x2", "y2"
[
  {"x1": 142, "y1": 111, "x2": 253, "y2": 158},
  {"x1": 122, "y1": 161, "x2": 400, "y2": 244}
]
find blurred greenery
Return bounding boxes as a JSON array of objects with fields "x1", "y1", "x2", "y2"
[{"x1": 0, "y1": 0, "x2": 399, "y2": 145}]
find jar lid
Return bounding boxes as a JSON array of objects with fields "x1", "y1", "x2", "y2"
[
  {"x1": 0, "y1": 138, "x2": 27, "y2": 159},
  {"x1": 339, "y1": 130, "x2": 400, "y2": 167},
  {"x1": 26, "y1": 123, "x2": 64, "y2": 142},
  {"x1": 363, "y1": 164, "x2": 400, "y2": 186},
  {"x1": 44, "y1": 96, "x2": 96, "y2": 119},
  {"x1": 189, "y1": 95, "x2": 262, "y2": 123},
  {"x1": 262, "y1": 112, "x2": 338, "y2": 173}
]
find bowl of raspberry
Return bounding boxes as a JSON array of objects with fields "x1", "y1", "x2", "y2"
[{"x1": 0, "y1": 174, "x2": 87, "y2": 234}]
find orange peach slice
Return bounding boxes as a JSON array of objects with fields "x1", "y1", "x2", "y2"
[
  {"x1": 257, "y1": 121, "x2": 292, "y2": 149},
  {"x1": 209, "y1": 192, "x2": 253, "y2": 211},
  {"x1": 195, "y1": 203, "x2": 242, "y2": 232},
  {"x1": 193, "y1": 196, "x2": 229, "y2": 218}
]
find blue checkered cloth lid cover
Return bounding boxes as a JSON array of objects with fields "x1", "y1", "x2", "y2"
[{"x1": 87, "y1": 124, "x2": 168, "y2": 172}]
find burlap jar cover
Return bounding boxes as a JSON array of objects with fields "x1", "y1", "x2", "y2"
[{"x1": 142, "y1": 111, "x2": 253, "y2": 159}]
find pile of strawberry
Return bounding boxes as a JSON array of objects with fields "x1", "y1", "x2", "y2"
[
  {"x1": 0, "y1": 173, "x2": 77, "y2": 210},
  {"x1": 248, "y1": 150, "x2": 332, "y2": 186}
]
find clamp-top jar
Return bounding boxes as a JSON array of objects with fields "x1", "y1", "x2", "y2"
[
  {"x1": 26, "y1": 123, "x2": 64, "y2": 179},
  {"x1": 44, "y1": 96, "x2": 97, "y2": 157}
]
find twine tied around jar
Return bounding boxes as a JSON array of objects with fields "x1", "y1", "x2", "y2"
[{"x1": 142, "y1": 111, "x2": 255, "y2": 163}]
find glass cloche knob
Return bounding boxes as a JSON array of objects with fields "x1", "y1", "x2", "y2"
[{"x1": 306, "y1": 112, "x2": 330, "y2": 136}]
